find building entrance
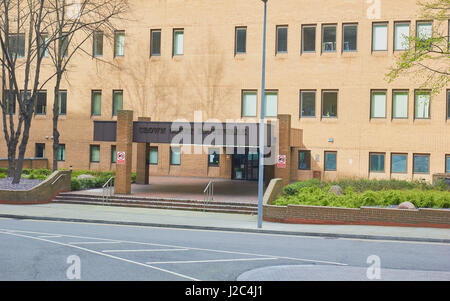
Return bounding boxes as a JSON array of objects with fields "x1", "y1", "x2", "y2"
[{"x1": 231, "y1": 148, "x2": 259, "y2": 181}]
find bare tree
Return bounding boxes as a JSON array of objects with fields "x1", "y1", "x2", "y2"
[
  {"x1": 0, "y1": 0, "x2": 47, "y2": 183},
  {"x1": 42, "y1": 0, "x2": 128, "y2": 171},
  {"x1": 0, "y1": 0, "x2": 128, "y2": 183}
]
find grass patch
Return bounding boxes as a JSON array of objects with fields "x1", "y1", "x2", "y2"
[{"x1": 274, "y1": 178, "x2": 450, "y2": 209}]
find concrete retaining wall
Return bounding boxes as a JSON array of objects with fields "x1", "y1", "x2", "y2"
[
  {"x1": 0, "y1": 170, "x2": 71, "y2": 204},
  {"x1": 263, "y1": 179, "x2": 450, "y2": 228}
]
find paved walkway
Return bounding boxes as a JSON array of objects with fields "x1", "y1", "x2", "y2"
[
  {"x1": 0, "y1": 203, "x2": 449, "y2": 243},
  {"x1": 68, "y1": 176, "x2": 258, "y2": 204}
]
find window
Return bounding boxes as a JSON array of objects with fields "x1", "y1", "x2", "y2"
[
  {"x1": 149, "y1": 147, "x2": 158, "y2": 165},
  {"x1": 170, "y1": 147, "x2": 181, "y2": 165},
  {"x1": 3, "y1": 91, "x2": 15, "y2": 115},
  {"x1": 302, "y1": 25, "x2": 316, "y2": 53},
  {"x1": 242, "y1": 91, "x2": 257, "y2": 117},
  {"x1": 60, "y1": 33, "x2": 69, "y2": 58},
  {"x1": 93, "y1": 31, "x2": 103, "y2": 57},
  {"x1": 417, "y1": 22, "x2": 432, "y2": 41},
  {"x1": 447, "y1": 90, "x2": 450, "y2": 119},
  {"x1": 114, "y1": 31, "x2": 125, "y2": 57},
  {"x1": 415, "y1": 91, "x2": 431, "y2": 119},
  {"x1": 394, "y1": 22, "x2": 410, "y2": 51},
  {"x1": 235, "y1": 27, "x2": 247, "y2": 54},
  {"x1": 300, "y1": 91, "x2": 316, "y2": 117},
  {"x1": 324, "y1": 151, "x2": 337, "y2": 171},
  {"x1": 113, "y1": 90, "x2": 123, "y2": 116},
  {"x1": 264, "y1": 91, "x2": 278, "y2": 117},
  {"x1": 90, "y1": 145, "x2": 100, "y2": 163},
  {"x1": 392, "y1": 91, "x2": 408, "y2": 119},
  {"x1": 111, "y1": 145, "x2": 117, "y2": 163},
  {"x1": 208, "y1": 148, "x2": 220, "y2": 167},
  {"x1": 298, "y1": 150, "x2": 311, "y2": 170},
  {"x1": 91, "y1": 90, "x2": 102, "y2": 116},
  {"x1": 372, "y1": 23, "x2": 388, "y2": 51},
  {"x1": 35, "y1": 143, "x2": 45, "y2": 158},
  {"x1": 58, "y1": 90, "x2": 67, "y2": 115},
  {"x1": 39, "y1": 34, "x2": 49, "y2": 58},
  {"x1": 322, "y1": 91, "x2": 338, "y2": 118},
  {"x1": 151, "y1": 29, "x2": 161, "y2": 56},
  {"x1": 370, "y1": 153, "x2": 385, "y2": 172},
  {"x1": 8, "y1": 33, "x2": 25, "y2": 58},
  {"x1": 343, "y1": 24, "x2": 357, "y2": 51},
  {"x1": 413, "y1": 154, "x2": 430, "y2": 174},
  {"x1": 392, "y1": 154, "x2": 407, "y2": 173},
  {"x1": 173, "y1": 29, "x2": 184, "y2": 56},
  {"x1": 35, "y1": 91, "x2": 47, "y2": 115},
  {"x1": 57, "y1": 144, "x2": 66, "y2": 162},
  {"x1": 276, "y1": 26, "x2": 288, "y2": 53},
  {"x1": 322, "y1": 25, "x2": 336, "y2": 52},
  {"x1": 446, "y1": 155, "x2": 450, "y2": 174},
  {"x1": 371, "y1": 91, "x2": 386, "y2": 118}
]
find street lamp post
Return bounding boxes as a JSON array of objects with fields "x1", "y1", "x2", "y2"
[{"x1": 257, "y1": 0, "x2": 268, "y2": 229}]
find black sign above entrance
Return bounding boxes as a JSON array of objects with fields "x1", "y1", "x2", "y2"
[{"x1": 93, "y1": 121, "x2": 274, "y2": 148}]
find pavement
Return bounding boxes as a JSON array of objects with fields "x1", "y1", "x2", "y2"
[{"x1": 0, "y1": 202, "x2": 449, "y2": 243}]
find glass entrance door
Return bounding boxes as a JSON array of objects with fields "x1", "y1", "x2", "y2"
[{"x1": 232, "y1": 148, "x2": 259, "y2": 181}]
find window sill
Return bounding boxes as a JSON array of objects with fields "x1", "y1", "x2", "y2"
[{"x1": 371, "y1": 50, "x2": 389, "y2": 57}]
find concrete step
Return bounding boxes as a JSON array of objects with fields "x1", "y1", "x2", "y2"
[
  {"x1": 58, "y1": 193, "x2": 258, "y2": 208},
  {"x1": 53, "y1": 198, "x2": 257, "y2": 215}
]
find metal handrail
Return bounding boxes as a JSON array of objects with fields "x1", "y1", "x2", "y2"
[
  {"x1": 102, "y1": 177, "x2": 115, "y2": 204},
  {"x1": 51, "y1": 174, "x2": 65, "y2": 185},
  {"x1": 203, "y1": 180, "x2": 214, "y2": 211}
]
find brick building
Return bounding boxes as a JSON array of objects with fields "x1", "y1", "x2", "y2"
[{"x1": 1, "y1": 0, "x2": 449, "y2": 185}]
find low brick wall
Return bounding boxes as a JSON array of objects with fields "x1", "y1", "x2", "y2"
[
  {"x1": 263, "y1": 179, "x2": 450, "y2": 228},
  {"x1": 0, "y1": 158, "x2": 49, "y2": 169},
  {"x1": 0, "y1": 170, "x2": 71, "y2": 204}
]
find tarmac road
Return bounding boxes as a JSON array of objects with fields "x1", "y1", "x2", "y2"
[{"x1": 0, "y1": 217, "x2": 449, "y2": 281}]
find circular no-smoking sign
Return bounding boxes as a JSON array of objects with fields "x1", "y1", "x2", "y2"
[
  {"x1": 117, "y1": 152, "x2": 126, "y2": 164},
  {"x1": 277, "y1": 155, "x2": 286, "y2": 168}
]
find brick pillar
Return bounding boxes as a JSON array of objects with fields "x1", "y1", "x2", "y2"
[
  {"x1": 136, "y1": 117, "x2": 151, "y2": 184},
  {"x1": 115, "y1": 110, "x2": 133, "y2": 195},
  {"x1": 274, "y1": 114, "x2": 291, "y2": 187}
]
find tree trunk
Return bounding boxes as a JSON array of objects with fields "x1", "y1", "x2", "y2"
[
  {"x1": 52, "y1": 79, "x2": 61, "y2": 172},
  {"x1": 12, "y1": 117, "x2": 31, "y2": 184},
  {"x1": 7, "y1": 142, "x2": 16, "y2": 178}
]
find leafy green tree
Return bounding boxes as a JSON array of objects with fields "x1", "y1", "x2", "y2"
[{"x1": 386, "y1": 0, "x2": 450, "y2": 94}]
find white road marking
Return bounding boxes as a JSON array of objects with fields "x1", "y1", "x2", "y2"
[
  {"x1": 68, "y1": 241, "x2": 122, "y2": 245},
  {"x1": 38, "y1": 235, "x2": 62, "y2": 238},
  {"x1": 0, "y1": 230, "x2": 199, "y2": 281},
  {"x1": 0, "y1": 228, "x2": 348, "y2": 266},
  {"x1": 147, "y1": 257, "x2": 279, "y2": 265},
  {"x1": 102, "y1": 248, "x2": 189, "y2": 253}
]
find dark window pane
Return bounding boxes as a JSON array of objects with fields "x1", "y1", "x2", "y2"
[
  {"x1": 301, "y1": 91, "x2": 316, "y2": 117},
  {"x1": 446, "y1": 155, "x2": 450, "y2": 174},
  {"x1": 277, "y1": 27, "x2": 288, "y2": 53},
  {"x1": 111, "y1": 145, "x2": 116, "y2": 163},
  {"x1": 149, "y1": 147, "x2": 158, "y2": 165},
  {"x1": 370, "y1": 154, "x2": 385, "y2": 172},
  {"x1": 322, "y1": 92, "x2": 337, "y2": 117},
  {"x1": 298, "y1": 151, "x2": 311, "y2": 170},
  {"x1": 57, "y1": 145, "x2": 65, "y2": 161},
  {"x1": 302, "y1": 26, "x2": 316, "y2": 52},
  {"x1": 325, "y1": 152, "x2": 337, "y2": 171},
  {"x1": 322, "y1": 26, "x2": 336, "y2": 52},
  {"x1": 236, "y1": 28, "x2": 247, "y2": 54},
  {"x1": 59, "y1": 91, "x2": 67, "y2": 115},
  {"x1": 391, "y1": 154, "x2": 407, "y2": 173},
  {"x1": 447, "y1": 91, "x2": 450, "y2": 119},
  {"x1": 93, "y1": 32, "x2": 103, "y2": 56},
  {"x1": 36, "y1": 91, "x2": 47, "y2": 115},
  {"x1": 8, "y1": 34, "x2": 25, "y2": 58},
  {"x1": 35, "y1": 143, "x2": 45, "y2": 158},
  {"x1": 91, "y1": 91, "x2": 102, "y2": 116},
  {"x1": 151, "y1": 30, "x2": 161, "y2": 56},
  {"x1": 90, "y1": 145, "x2": 100, "y2": 163},
  {"x1": 208, "y1": 148, "x2": 220, "y2": 167},
  {"x1": 413, "y1": 155, "x2": 429, "y2": 173},
  {"x1": 170, "y1": 147, "x2": 181, "y2": 165},
  {"x1": 113, "y1": 91, "x2": 123, "y2": 116},
  {"x1": 343, "y1": 25, "x2": 357, "y2": 51}
]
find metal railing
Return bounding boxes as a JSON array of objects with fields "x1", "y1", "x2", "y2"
[
  {"x1": 51, "y1": 174, "x2": 66, "y2": 185},
  {"x1": 203, "y1": 180, "x2": 214, "y2": 211},
  {"x1": 102, "y1": 177, "x2": 115, "y2": 204}
]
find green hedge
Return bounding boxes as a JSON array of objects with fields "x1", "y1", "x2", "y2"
[{"x1": 274, "y1": 179, "x2": 450, "y2": 209}]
